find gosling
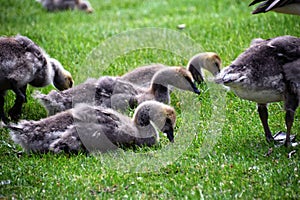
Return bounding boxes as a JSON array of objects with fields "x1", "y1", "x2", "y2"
[
  {"x1": 35, "y1": 67, "x2": 199, "y2": 115},
  {"x1": 37, "y1": 0, "x2": 93, "y2": 13},
  {"x1": 120, "y1": 52, "x2": 222, "y2": 87},
  {"x1": 215, "y1": 35, "x2": 300, "y2": 146},
  {"x1": 9, "y1": 101, "x2": 176, "y2": 153},
  {"x1": 0, "y1": 35, "x2": 73, "y2": 123}
]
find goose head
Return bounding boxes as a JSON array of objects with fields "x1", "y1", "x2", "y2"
[
  {"x1": 133, "y1": 101, "x2": 176, "y2": 142},
  {"x1": 187, "y1": 52, "x2": 222, "y2": 83},
  {"x1": 150, "y1": 67, "x2": 200, "y2": 95},
  {"x1": 50, "y1": 58, "x2": 74, "y2": 91}
]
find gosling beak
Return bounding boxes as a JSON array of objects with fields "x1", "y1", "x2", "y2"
[
  {"x1": 191, "y1": 82, "x2": 201, "y2": 95},
  {"x1": 69, "y1": 78, "x2": 74, "y2": 88},
  {"x1": 165, "y1": 128, "x2": 174, "y2": 143},
  {"x1": 162, "y1": 119, "x2": 174, "y2": 143},
  {"x1": 214, "y1": 68, "x2": 221, "y2": 76},
  {"x1": 86, "y1": 8, "x2": 93, "y2": 13}
]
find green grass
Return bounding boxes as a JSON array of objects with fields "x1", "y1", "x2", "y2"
[{"x1": 1, "y1": 0, "x2": 300, "y2": 199}]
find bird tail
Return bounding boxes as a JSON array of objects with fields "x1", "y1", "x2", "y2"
[
  {"x1": 32, "y1": 90, "x2": 48, "y2": 101},
  {"x1": 32, "y1": 91, "x2": 45, "y2": 104},
  {"x1": 249, "y1": 0, "x2": 265, "y2": 7},
  {"x1": 32, "y1": 91, "x2": 52, "y2": 112},
  {"x1": 33, "y1": 90, "x2": 66, "y2": 115},
  {"x1": 7, "y1": 121, "x2": 56, "y2": 153},
  {"x1": 249, "y1": 0, "x2": 269, "y2": 14},
  {"x1": 6, "y1": 122, "x2": 31, "y2": 151},
  {"x1": 6, "y1": 123, "x2": 23, "y2": 131}
]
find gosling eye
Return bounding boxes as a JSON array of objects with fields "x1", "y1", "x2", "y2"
[
  {"x1": 67, "y1": 78, "x2": 73, "y2": 88},
  {"x1": 79, "y1": 3, "x2": 88, "y2": 10},
  {"x1": 214, "y1": 62, "x2": 220, "y2": 69}
]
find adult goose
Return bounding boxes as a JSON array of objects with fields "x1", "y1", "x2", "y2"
[
  {"x1": 37, "y1": 0, "x2": 93, "y2": 13},
  {"x1": 120, "y1": 52, "x2": 221, "y2": 87},
  {"x1": 215, "y1": 35, "x2": 300, "y2": 146},
  {"x1": 249, "y1": 0, "x2": 300, "y2": 15},
  {"x1": 35, "y1": 67, "x2": 200, "y2": 115},
  {"x1": 0, "y1": 35, "x2": 73, "y2": 123},
  {"x1": 9, "y1": 101, "x2": 176, "y2": 153}
]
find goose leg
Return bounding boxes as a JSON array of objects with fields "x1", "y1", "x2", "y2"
[
  {"x1": 8, "y1": 85, "x2": 27, "y2": 121},
  {"x1": 285, "y1": 110, "x2": 294, "y2": 147},
  {"x1": 0, "y1": 91, "x2": 9, "y2": 124},
  {"x1": 284, "y1": 93, "x2": 299, "y2": 147},
  {"x1": 257, "y1": 104, "x2": 274, "y2": 142}
]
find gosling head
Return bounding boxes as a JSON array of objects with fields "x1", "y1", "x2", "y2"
[
  {"x1": 50, "y1": 58, "x2": 74, "y2": 91},
  {"x1": 159, "y1": 104, "x2": 176, "y2": 142},
  {"x1": 151, "y1": 67, "x2": 200, "y2": 95},
  {"x1": 187, "y1": 52, "x2": 222, "y2": 84},
  {"x1": 133, "y1": 101, "x2": 176, "y2": 143},
  {"x1": 76, "y1": 0, "x2": 93, "y2": 13}
]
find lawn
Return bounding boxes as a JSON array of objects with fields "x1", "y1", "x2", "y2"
[{"x1": 1, "y1": 0, "x2": 300, "y2": 199}]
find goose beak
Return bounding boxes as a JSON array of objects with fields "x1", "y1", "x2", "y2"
[{"x1": 162, "y1": 119, "x2": 174, "y2": 143}]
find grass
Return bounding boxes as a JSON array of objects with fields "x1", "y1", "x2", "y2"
[{"x1": 1, "y1": 0, "x2": 300, "y2": 199}]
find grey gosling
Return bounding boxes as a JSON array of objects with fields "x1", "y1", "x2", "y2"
[
  {"x1": 37, "y1": 0, "x2": 93, "y2": 13},
  {"x1": 9, "y1": 100, "x2": 176, "y2": 153},
  {"x1": 249, "y1": 0, "x2": 300, "y2": 15},
  {"x1": 0, "y1": 35, "x2": 73, "y2": 123},
  {"x1": 215, "y1": 35, "x2": 300, "y2": 146},
  {"x1": 35, "y1": 67, "x2": 200, "y2": 115},
  {"x1": 120, "y1": 52, "x2": 222, "y2": 87}
]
